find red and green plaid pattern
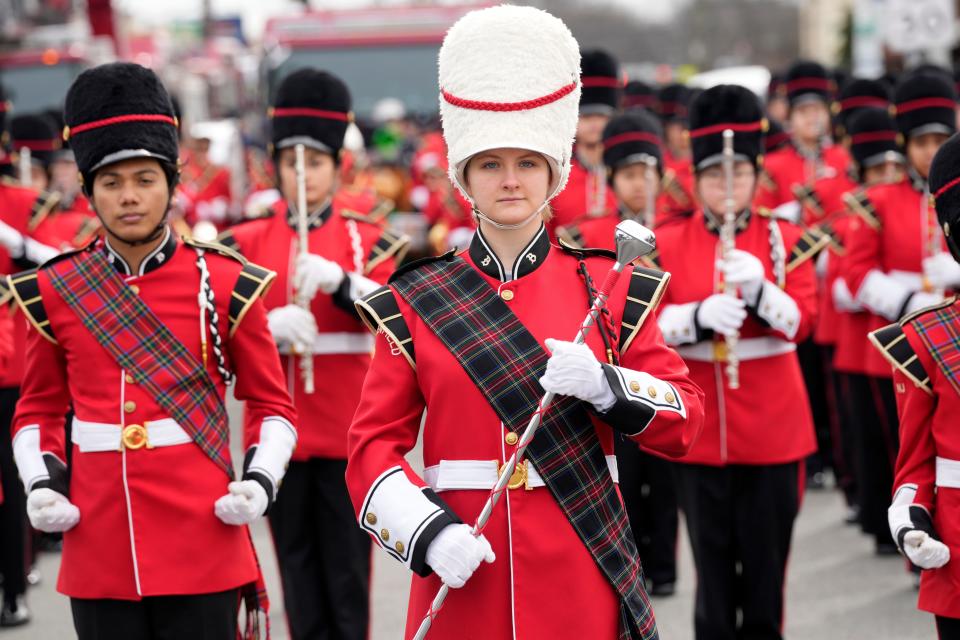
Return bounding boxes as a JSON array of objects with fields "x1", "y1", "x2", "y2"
[
  {"x1": 393, "y1": 255, "x2": 657, "y2": 640},
  {"x1": 46, "y1": 247, "x2": 234, "y2": 478},
  {"x1": 912, "y1": 299, "x2": 960, "y2": 397}
]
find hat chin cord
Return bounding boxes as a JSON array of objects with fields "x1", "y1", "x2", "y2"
[
  {"x1": 94, "y1": 195, "x2": 171, "y2": 248},
  {"x1": 473, "y1": 200, "x2": 549, "y2": 231}
]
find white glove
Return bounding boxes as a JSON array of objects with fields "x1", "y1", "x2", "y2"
[
  {"x1": 27, "y1": 488, "x2": 80, "y2": 533},
  {"x1": 294, "y1": 253, "x2": 345, "y2": 301},
  {"x1": 267, "y1": 305, "x2": 317, "y2": 353},
  {"x1": 696, "y1": 294, "x2": 747, "y2": 337},
  {"x1": 0, "y1": 219, "x2": 24, "y2": 256},
  {"x1": 905, "y1": 291, "x2": 945, "y2": 316},
  {"x1": 832, "y1": 278, "x2": 862, "y2": 312},
  {"x1": 923, "y1": 253, "x2": 960, "y2": 290},
  {"x1": 719, "y1": 249, "x2": 766, "y2": 304},
  {"x1": 815, "y1": 249, "x2": 829, "y2": 279},
  {"x1": 214, "y1": 480, "x2": 269, "y2": 526},
  {"x1": 538, "y1": 338, "x2": 615, "y2": 411},
  {"x1": 902, "y1": 530, "x2": 950, "y2": 569},
  {"x1": 425, "y1": 523, "x2": 496, "y2": 589}
]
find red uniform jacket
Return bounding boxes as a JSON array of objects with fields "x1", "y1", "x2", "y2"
[
  {"x1": 8, "y1": 230, "x2": 296, "y2": 599},
  {"x1": 654, "y1": 209, "x2": 818, "y2": 465},
  {"x1": 347, "y1": 225, "x2": 704, "y2": 639},
  {"x1": 548, "y1": 155, "x2": 618, "y2": 236},
  {"x1": 658, "y1": 151, "x2": 696, "y2": 224},
  {"x1": 179, "y1": 162, "x2": 232, "y2": 231},
  {"x1": 222, "y1": 198, "x2": 408, "y2": 460},
  {"x1": 755, "y1": 143, "x2": 852, "y2": 226},
  {"x1": 830, "y1": 209, "x2": 873, "y2": 375}
]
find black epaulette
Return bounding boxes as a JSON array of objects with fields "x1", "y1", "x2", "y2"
[
  {"x1": 786, "y1": 226, "x2": 832, "y2": 273},
  {"x1": 868, "y1": 322, "x2": 933, "y2": 395},
  {"x1": 7, "y1": 269, "x2": 56, "y2": 343},
  {"x1": 557, "y1": 237, "x2": 616, "y2": 260},
  {"x1": 641, "y1": 250, "x2": 661, "y2": 270},
  {"x1": 619, "y1": 266, "x2": 671, "y2": 354},
  {"x1": 356, "y1": 285, "x2": 415, "y2": 369},
  {"x1": 791, "y1": 183, "x2": 824, "y2": 218},
  {"x1": 661, "y1": 169, "x2": 690, "y2": 206},
  {"x1": 843, "y1": 189, "x2": 880, "y2": 231},
  {"x1": 227, "y1": 262, "x2": 276, "y2": 337},
  {"x1": 0, "y1": 278, "x2": 12, "y2": 308},
  {"x1": 183, "y1": 237, "x2": 248, "y2": 264},
  {"x1": 340, "y1": 209, "x2": 374, "y2": 223},
  {"x1": 73, "y1": 216, "x2": 101, "y2": 247},
  {"x1": 388, "y1": 251, "x2": 456, "y2": 284},
  {"x1": 365, "y1": 228, "x2": 410, "y2": 275},
  {"x1": 556, "y1": 225, "x2": 584, "y2": 249},
  {"x1": 215, "y1": 228, "x2": 240, "y2": 252},
  {"x1": 369, "y1": 198, "x2": 394, "y2": 222},
  {"x1": 27, "y1": 190, "x2": 62, "y2": 232}
]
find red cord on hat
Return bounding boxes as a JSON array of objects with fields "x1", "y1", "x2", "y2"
[
  {"x1": 603, "y1": 131, "x2": 663, "y2": 151},
  {"x1": 786, "y1": 77, "x2": 833, "y2": 93},
  {"x1": 895, "y1": 97, "x2": 957, "y2": 114},
  {"x1": 934, "y1": 174, "x2": 960, "y2": 200},
  {"x1": 689, "y1": 121, "x2": 764, "y2": 139},
  {"x1": 67, "y1": 114, "x2": 177, "y2": 139},
  {"x1": 12, "y1": 139, "x2": 60, "y2": 151},
  {"x1": 270, "y1": 107, "x2": 350, "y2": 122},
  {"x1": 581, "y1": 76, "x2": 623, "y2": 88},
  {"x1": 441, "y1": 81, "x2": 577, "y2": 112},
  {"x1": 849, "y1": 131, "x2": 898, "y2": 144},
  {"x1": 838, "y1": 96, "x2": 889, "y2": 112}
]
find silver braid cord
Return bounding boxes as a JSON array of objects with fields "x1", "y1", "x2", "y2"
[
  {"x1": 195, "y1": 249, "x2": 234, "y2": 386},
  {"x1": 768, "y1": 217, "x2": 787, "y2": 289},
  {"x1": 346, "y1": 219, "x2": 364, "y2": 275}
]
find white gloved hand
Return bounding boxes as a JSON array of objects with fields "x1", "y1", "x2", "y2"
[
  {"x1": 923, "y1": 253, "x2": 960, "y2": 290},
  {"x1": 902, "y1": 530, "x2": 950, "y2": 569},
  {"x1": 905, "y1": 291, "x2": 945, "y2": 316},
  {"x1": 719, "y1": 249, "x2": 766, "y2": 304},
  {"x1": 0, "y1": 219, "x2": 24, "y2": 256},
  {"x1": 294, "y1": 253, "x2": 345, "y2": 301},
  {"x1": 832, "y1": 278, "x2": 862, "y2": 312},
  {"x1": 27, "y1": 488, "x2": 80, "y2": 533},
  {"x1": 425, "y1": 523, "x2": 496, "y2": 589},
  {"x1": 696, "y1": 294, "x2": 747, "y2": 337},
  {"x1": 267, "y1": 305, "x2": 318, "y2": 353},
  {"x1": 214, "y1": 480, "x2": 269, "y2": 526},
  {"x1": 538, "y1": 338, "x2": 615, "y2": 411}
]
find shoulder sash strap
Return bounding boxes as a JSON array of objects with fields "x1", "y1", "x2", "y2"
[
  {"x1": 44, "y1": 250, "x2": 234, "y2": 478},
  {"x1": 620, "y1": 267, "x2": 670, "y2": 354},
  {"x1": 7, "y1": 269, "x2": 55, "y2": 343},
  {"x1": 791, "y1": 183, "x2": 824, "y2": 218},
  {"x1": 356, "y1": 286, "x2": 415, "y2": 369},
  {"x1": 868, "y1": 323, "x2": 932, "y2": 395},
  {"x1": 786, "y1": 226, "x2": 832, "y2": 273},
  {"x1": 661, "y1": 168, "x2": 690, "y2": 205},
  {"x1": 391, "y1": 256, "x2": 657, "y2": 640},
  {"x1": 365, "y1": 228, "x2": 409, "y2": 275},
  {"x1": 843, "y1": 190, "x2": 881, "y2": 230},
  {"x1": 27, "y1": 190, "x2": 61, "y2": 232},
  {"x1": 906, "y1": 298, "x2": 960, "y2": 397}
]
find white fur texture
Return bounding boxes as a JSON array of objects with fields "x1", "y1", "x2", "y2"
[{"x1": 438, "y1": 5, "x2": 581, "y2": 203}]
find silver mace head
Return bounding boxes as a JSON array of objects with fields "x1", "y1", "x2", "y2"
[{"x1": 614, "y1": 219, "x2": 657, "y2": 266}]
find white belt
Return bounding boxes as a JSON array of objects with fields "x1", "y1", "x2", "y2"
[
  {"x1": 889, "y1": 270, "x2": 924, "y2": 291},
  {"x1": 936, "y1": 457, "x2": 960, "y2": 488},
  {"x1": 676, "y1": 336, "x2": 796, "y2": 363},
  {"x1": 278, "y1": 331, "x2": 374, "y2": 356},
  {"x1": 71, "y1": 417, "x2": 192, "y2": 453},
  {"x1": 424, "y1": 456, "x2": 619, "y2": 492}
]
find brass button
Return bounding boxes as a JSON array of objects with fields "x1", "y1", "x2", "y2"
[
  {"x1": 500, "y1": 289, "x2": 514, "y2": 301},
  {"x1": 365, "y1": 513, "x2": 377, "y2": 526},
  {"x1": 125, "y1": 374, "x2": 135, "y2": 384},
  {"x1": 395, "y1": 541, "x2": 405, "y2": 554},
  {"x1": 629, "y1": 381, "x2": 641, "y2": 393},
  {"x1": 647, "y1": 386, "x2": 657, "y2": 399},
  {"x1": 380, "y1": 528, "x2": 390, "y2": 542},
  {"x1": 664, "y1": 391, "x2": 676, "y2": 404},
  {"x1": 130, "y1": 285, "x2": 140, "y2": 295},
  {"x1": 123, "y1": 401, "x2": 136, "y2": 414},
  {"x1": 505, "y1": 432, "x2": 519, "y2": 446}
]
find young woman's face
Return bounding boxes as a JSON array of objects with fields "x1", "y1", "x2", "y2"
[
  {"x1": 612, "y1": 162, "x2": 660, "y2": 214},
  {"x1": 907, "y1": 132, "x2": 950, "y2": 179},
  {"x1": 695, "y1": 160, "x2": 756, "y2": 214},
  {"x1": 278, "y1": 146, "x2": 336, "y2": 209},
  {"x1": 789, "y1": 101, "x2": 830, "y2": 144},
  {"x1": 862, "y1": 160, "x2": 903, "y2": 186},
  {"x1": 464, "y1": 148, "x2": 551, "y2": 226}
]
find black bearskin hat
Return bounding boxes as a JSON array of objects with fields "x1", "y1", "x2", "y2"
[
  {"x1": 768, "y1": 73, "x2": 786, "y2": 102},
  {"x1": 623, "y1": 80, "x2": 656, "y2": 111},
  {"x1": 689, "y1": 84, "x2": 765, "y2": 171},
  {"x1": 579, "y1": 49, "x2": 621, "y2": 116},
  {"x1": 929, "y1": 132, "x2": 960, "y2": 263},
  {"x1": 785, "y1": 60, "x2": 834, "y2": 107},
  {"x1": 602, "y1": 110, "x2": 663, "y2": 178},
  {"x1": 270, "y1": 68, "x2": 352, "y2": 160},
  {"x1": 833, "y1": 78, "x2": 891, "y2": 134},
  {"x1": 64, "y1": 62, "x2": 179, "y2": 188},
  {"x1": 764, "y1": 117, "x2": 790, "y2": 154},
  {"x1": 893, "y1": 72, "x2": 957, "y2": 140},
  {"x1": 656, "y1": 83, "x2": 691, "y2": 124},
  {"x1": 11, "y1": 113, "x2": 61, "y2": 169},
  {"x1": 846, "y1": 107, "x2": 904, "y2": 171}
]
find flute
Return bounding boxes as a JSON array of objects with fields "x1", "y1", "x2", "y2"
[
  {"x1": 294, "y1": 144, "x2": 316, "y2": 394},
  {"x1": 643, "y1": 155, "x2": 658, "y2": 230},
  {"x1": 719, "y1": 129, "x2": 740, "y2": 389},
  {"x1": 18, "y1": 147, "x2": 32, "y2": 188}
]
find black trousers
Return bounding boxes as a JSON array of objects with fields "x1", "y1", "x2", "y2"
[
  {"x1": 615, "y1": 435, "x2": 679, "y2": 585},
  {"x1": 676, "y1": 462, "x2": 800, "y2": 640},
  {"x1": 938, "y1": 616, "x2": 960, "y2": 640},
  {"x1": 269, "y1": 458, "x2": 370, "y2": 640},
  {"x1": 833, "y1": 371, "x2": 862, "y2": 508},
  {"x1": 797, "y1": 339, "x2": 835, "y2": 479},
  {"x1": 0, "y1": 387, "x2": 27, "y2": 602},
  {"x1": 70, "y1": 589, "x2": 239, "y2": 640},
  {"x1": 851, "y1": 375, "x2": 899, "y2": 545}
]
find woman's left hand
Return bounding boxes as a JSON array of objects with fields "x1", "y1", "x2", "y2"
[{"x1": 538, "y1": 339, "x2": 615, "y2": 411}]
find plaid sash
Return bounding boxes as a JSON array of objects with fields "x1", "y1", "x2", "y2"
[
  {"x1": 912, "y1": 299, "x2": 960, "y2": 397},
  {"x1": 392, "y1": 255, "x2": 657, "y2": 640}
]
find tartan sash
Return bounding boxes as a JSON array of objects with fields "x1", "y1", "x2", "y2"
[
  {"x1": 912, "y1": 299, "x2": 960, "y2": 398},
  {"x1": 392, "y1": 255, "x2": 657, "y2": 640},
  {"x1": 45, "y1": 247, "x2": 234, "y2": 478}
]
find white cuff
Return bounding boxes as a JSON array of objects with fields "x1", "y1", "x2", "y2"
[
  {"x1": 13, "y1": 425, "x2": 49, "y2": 492},
  {"x1": 856, "y1": 270, "x2": 909, "y2": 321},
  {"x1": 755, "y1": 281, "x2": 801, "y2": 339},
  {"x1": 347, "y1": 272, "x2": 382, "y2": 301},
  {"x1": 658, "y1": 302, "x2": 699, "y2": 346},
  {"x1": 246, "y1": 417, "x2": 297, "y2": 495},
  {"x1": 889, "y1": 483, "x2": 922, "y2": 547},
  {"x1": 23, "y1": 238, "x2": 59, "y2": 265}
]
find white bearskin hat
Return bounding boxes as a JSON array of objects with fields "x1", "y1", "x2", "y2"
[{"x1": 438, "y1": 5, "x2": 581, "y2": 205}]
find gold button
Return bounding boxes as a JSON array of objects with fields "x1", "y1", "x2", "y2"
[
  {"x1": 124, "y1": 401, "x2": 136, "y2": 413},
  {"x1": 500, "y1": 289, "x2": 514, "y2": 301},
  {"x1": 365, "y1": 513, "x2": 377, "y2": 525},
  {"x1": 664, "y1": 391, "x2": 676, "y2": 404},
  {"x1": 125, "y1": 374, "x2": 135, "y2": 384},
  {"x1": 505, "y1": 432, "x2": 519, "y2": 446},
  {"x1": 647, "y1": 386, "x2": 657, "y2": 399},
  {"x1": 629, "y1": 381, "x2": 641, "y2": 393},
  {"x1": 130, "y1": 285, "x2": 140, "y2": 295},
  {"x1": 395, "y1": 541, "x2": 405, "y2": 554},
  {"x1": 380, "y1": 528, "x2": 390, "y2": 542}
]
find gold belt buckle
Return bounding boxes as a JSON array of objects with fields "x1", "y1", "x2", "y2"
[
  {"x1": 121, "y1": 424, "x2": 150, "y2": 450},
  {"x1": 712, "y1": 339, "x2": 728, "y2": 363},
  {"x1": 498, "y1": 460, "x2": 531, "y2": 491}
]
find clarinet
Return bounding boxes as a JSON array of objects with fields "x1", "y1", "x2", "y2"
[
  {"x1": 294, "y1": 144, "x2": 316, "y2": 394},
  {"x1": 719, "y1": 129, "x2": 740, "y2": 389},
  {"x1": 644, "y1": 156, "x2": 658, "y2": 230}
]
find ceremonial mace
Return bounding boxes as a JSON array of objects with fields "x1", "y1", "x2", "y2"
[
  {"x1": 412, "y1": 219, "x2": 657, "y2": 640},
  {"x1": 294, "y1": 144, "x2": 316, "y2": 394}
]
